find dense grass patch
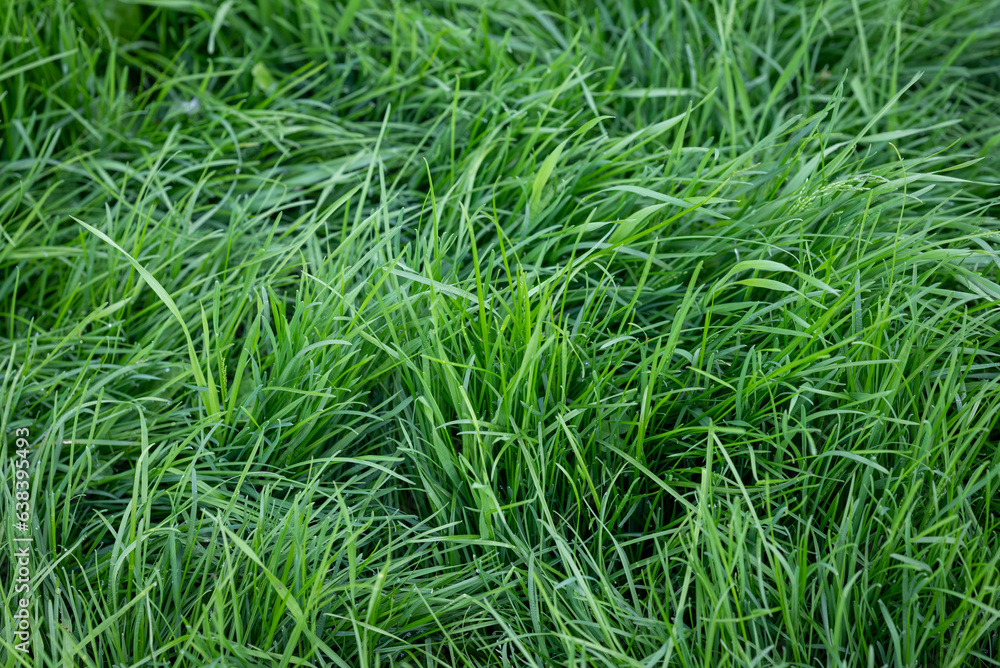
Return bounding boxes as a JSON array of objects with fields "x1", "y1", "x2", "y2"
[{"x1": 2, "y1": 0, "x2": 1000, "y2": 665}]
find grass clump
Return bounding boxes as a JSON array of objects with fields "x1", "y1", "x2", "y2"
[{"x1": 2, "y1": 0, "x2": 1000, "y2": 666}]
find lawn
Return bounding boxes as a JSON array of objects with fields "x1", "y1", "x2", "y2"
[{"x1": 2, "y1": 0, "x2": 1000, "y2": 666}]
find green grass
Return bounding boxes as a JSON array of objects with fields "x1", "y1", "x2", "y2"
[{"x1": 2, "y1": 0, "x2": 1000, "y2": 665}]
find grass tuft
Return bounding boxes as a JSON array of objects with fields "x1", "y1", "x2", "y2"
[{"x1": 2, "y1": 0, "x2": 1000, "y2": 666}]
